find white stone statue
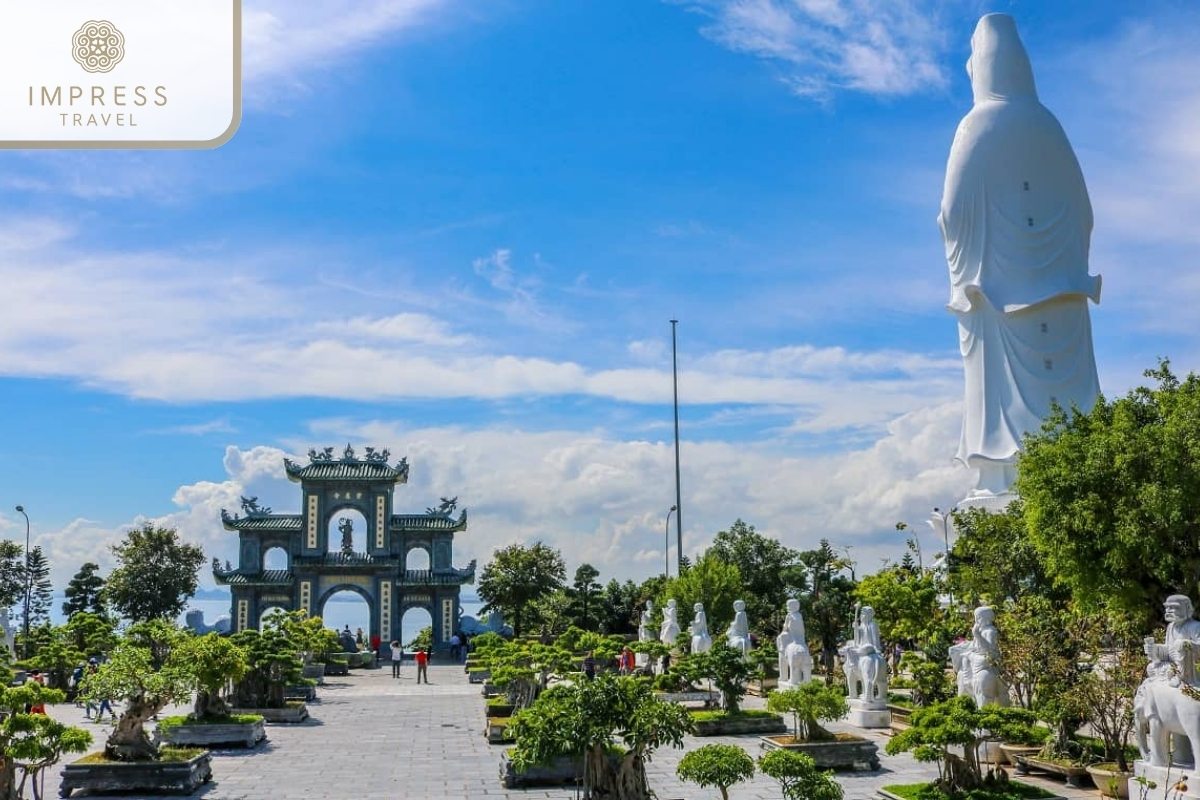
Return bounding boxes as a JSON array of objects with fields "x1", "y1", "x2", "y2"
[
  {"x1": 659, "y1": 599, "x2": 680, "y2": 647},
  {"x1": 776, "y1": 598, "x2": 812, "y2": 688},
  {"x1": 0, "y1": 608, "x2": 13, "y2": 657},
  {"x1": 949, "y1": 606, "x2": 1008, "y2": 708},
  {"x1": 636, "y1": 600, "x2": 654, "y2": 668},
  {"x1": 1134, "y1": 594, "x2": 1200, "y2": 772},
  {"x1": 726, "y1": 600, "x2": 750, "y2": 657},
  {"x1": 940, "y1": 13, "x2": 1101, "y2": 503},
  {"x1": 689, "y1": 603, "x2": 712, "y2": 654},
  {"x1": 839, "y1": 604, "x2": 888, "y2": 709}
]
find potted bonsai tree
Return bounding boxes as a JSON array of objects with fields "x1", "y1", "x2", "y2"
[
  {"x1": 763, "y1": 682, "x2": 878, "y2": 771},
  {"x1": 66, "y1": 620, "x2": 213, "y2": 797},
  {"x1": 228, "y1": 625, "x2": 309, "y2": 723},
  {"x1": 154, "y1": 632, "x2": 264, "y2": 749},
  {"x1": 759, "y1": 749, "x2": 844, "y2": 800},
  {"x1": 2, "y1": 679, "x2": 91, "y2": 800},
  {"x1": 1075, "y1": 621, "x2": 1144, "y2": 798}
]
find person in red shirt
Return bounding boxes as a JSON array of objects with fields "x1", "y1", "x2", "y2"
[{"x1": 415, "y1": 648, "x2": 430, "y2": 684}]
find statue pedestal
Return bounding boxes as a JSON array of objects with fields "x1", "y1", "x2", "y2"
[
  {"x1": 1134, "y1": 761, "x2": 1200, "y2": 799},
  {"x1": 846, "y1": 699, "x2": 891, "y2": 729},
  {"x1": 958, "y1": 491, "x2": 1018, "y2": 513}
]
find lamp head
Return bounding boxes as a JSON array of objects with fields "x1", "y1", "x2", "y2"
[
  {"x1": 14, "y1": 505, "x2": 23, "y2": 513},
  {"x1": 670, "y1": 505, "x2": 677, "y2": 511}
]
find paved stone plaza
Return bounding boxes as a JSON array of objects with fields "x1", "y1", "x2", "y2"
[{"x1": 45, "y1": 663, "x2": 1098, "y2": 799}]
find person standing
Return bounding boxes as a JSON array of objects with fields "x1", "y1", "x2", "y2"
[
  {"x1": 415, "y1": 647, "x2": 430, "y2": 684},
  {"x1": 449, "y1": 632, "x2": 461, "y2": 661},
  {"x1": 390, "y1": 640, "x2": 404, "y2": 679}
]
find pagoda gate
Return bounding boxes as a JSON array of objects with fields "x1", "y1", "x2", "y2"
[{"x1": 213, "y1": 445, "x2": 476, "y2": 651}]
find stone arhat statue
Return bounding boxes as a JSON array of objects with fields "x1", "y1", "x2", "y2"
[
  {"x1": 659, "y1": 599, "x2": 680, "y2": 646},
  {"x1": 726, "y1": 600, "x2": 750, "y2": 657},
  {"x1": 690, "y1": 603, "x2": 711, "y2": 654}
]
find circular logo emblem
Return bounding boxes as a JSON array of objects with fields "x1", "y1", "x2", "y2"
[{"x1": 72, "y1": 21, "x2": 125, "y2": 74}]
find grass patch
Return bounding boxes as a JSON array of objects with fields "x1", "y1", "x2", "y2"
[
  {"x1": 74, "y1": 747, "x2": 206, "y2": 765},
  {"x1": 158, "y1": 714, "x2": 263, "y2": 728},
  {"x1": 882, "y1": 782, "x2": 1057, "y2": 800},
  {"x1": 487, "y1": 696, "x2": 513, "y2": 707},
  {"x1": 691, "y1": 709, "x2": 779, "y2": 722}
]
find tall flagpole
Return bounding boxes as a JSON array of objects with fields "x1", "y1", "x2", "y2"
[{"x1": 670, "y1": 319, "x2": 683, "y2": 575}]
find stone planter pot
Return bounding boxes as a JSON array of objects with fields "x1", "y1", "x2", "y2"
[
  {"x1": 1015, "y1": 755, "x2": 1093, "y2": 789},
  {"x1": 693, "y1": 714, "x2": 786, "y2": 737},
  {"x1": 485, "y1": 718, "x2": 514, "y2": 744},
  {"x1": 1087, "y1": 764, "x2": 1133, "y2": 798},
  {"x1": 324, "y1": 659, "x2": 349, "y2": 676},
  {"x1": 485, "y1": 703, "x2": 514, "y2": 718},
  {"x1": 230, "y1": 704, "x2": 309, "y2": 723},
  {"x1": 654, "y1": 690, "x2": 720, "y2": 707},
  {"x1": 999, "y1": 743, "x2": 1043, "y2": 763},
  {"x1": 468, "y1": 669, "x2": 491, "y2": 684},
  {"x1": 301, "y1": 663, "x2": 326, "y2": 684},
  {"x1": 60, "y1": 751, "x2": 212, "y2": 797},
  {"x1": 499, "y1": 749, "x2": 619, "y2": 789},
  {"x1": 154, "y1": 718, "x2": 266, "y2": 748},
  {"x1": 759, "y1": 734, "x2": 881, "y2": 771},
  {"x1": 285, "y1": 684, "x2": 316, "y2": 702}
]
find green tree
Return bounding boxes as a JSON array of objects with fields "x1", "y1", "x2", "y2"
[
  {"x1": 595, "y1": 578, "x2": 640, "y2": 635},
  {"x1": 177, "y1": 632, "x2": 248, "y2": 720},
  {"x1": 758, "y1": 750, "x2": 844, "y2": 800},
  {"x1": 797, "y1": 539, "x2": 857, "y2": 677},
  {"x1": 477, "y1": 542, "x2": 566, "y2": 638},
  {"x1": 1018, "y1": 360, "x2": 1200, "y2": 619},
  {"x1": 885, "y1": 696, "x2": 990, "y2": 792},
  {"x1": 677, "y1": 744, "x2": 754, "y2": 800},
  {"x1": 508, "y1": 673, "x2": 694, "y2": 800},
  {"x1": 853, "y1": 567, "x2": 940, "y2": 650},
  {"x1": 659, "y1": 550, "x2": 742, "y2": 638},
  {"x1": 689, "y1": 640, "x2": 754, "y2": 714},
  {"x1": 62, "y1": 562, "x2": 106, "y2": 618},
  {"x1": 0, "y1": 681, "x2": 91, "y2": 800},
  {"x1": 0, "y1": 542, "x2": 25, "y2": 611},
  {"x1": 708, "y1": 519, "x2": 807, "y2": 635},
  {"x1": 23, "y1": 547, "x2": 52, "y2": 628},
  {"x1": 62, "y1": 611, "x2": 118, "y2": 661},
  {"x1": 766, "y1": 683, "x2": 848, "y2": 742},
  {"x1": 567, "y1": 563, "x2": 602, "y2": 630},
  {"x1": 104, "y1": 523, "x2": 205, "y2": 623},
  {"x1": 78, "y1": 623, "x2": 194, "y2": 761},
  {"x1": 948, "y1": 501, "x2": 1060, "y2": 607}
]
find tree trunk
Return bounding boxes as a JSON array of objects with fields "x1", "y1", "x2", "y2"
[
  {"x1": 193, "y1": 688, "x2": 231, "y2": 719},
  {"x1": 0, "y1": 758, "x2": 17, "y2": 800},
  {"x1": 105, "y1": 697, "x2": 163, "y2": 761}
]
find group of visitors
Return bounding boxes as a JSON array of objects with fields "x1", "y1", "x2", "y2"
[
  {"x1": 68, "y1": 658, "x2": 116, "y2": 723},
  {"x1": 389, "y1": 639, "x2": 431, "y2": 684},
  {"x1": 448, "y1": 630, "x2": 472, "y2": 662}
]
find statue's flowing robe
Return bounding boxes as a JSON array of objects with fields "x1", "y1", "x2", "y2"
[{"x1": 940, "y1": 14, "x2": 1101, "y2": 484}]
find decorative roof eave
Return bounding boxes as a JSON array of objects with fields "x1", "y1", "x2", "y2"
[
  {"x1": 399, "y1": 559, "x2": 477, "y2": 587},
  {"x1": 212, "y1": 559, "x2": 292, "y2": 587},
  {"x1": 283, "y1": 445, "x2": 410, "y2": 484},
  {"x1": 220, "y1": 510, "x2": 304, "y2": 531},
  {"x1": 390, "y1": 508, "x2": 468, "y2": 533}
]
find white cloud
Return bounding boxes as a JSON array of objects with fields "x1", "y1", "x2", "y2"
[
  {"x1": 673, "y1": 0, "x2": 949, "y2": 100},
  {"x1": 14, "y1": 403, "x2": 968, "y2": 597}
]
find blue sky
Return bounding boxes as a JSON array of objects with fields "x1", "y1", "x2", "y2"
[{"x1": 2, "y1": 0, "x2": 1199, "y2": 599}]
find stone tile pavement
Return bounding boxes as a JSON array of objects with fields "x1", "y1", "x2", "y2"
[{"x1": 42, "y1": 664, "x2": 1101, "y2": 799}]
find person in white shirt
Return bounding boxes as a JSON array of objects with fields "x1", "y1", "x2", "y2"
[{"x1": 390, "y1": 640, "x2": 404, "y2": 679}]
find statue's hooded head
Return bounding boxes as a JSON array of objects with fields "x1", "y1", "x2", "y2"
[{"x1": 967, "y1": 13, "x2": 1036, "y2": 103}]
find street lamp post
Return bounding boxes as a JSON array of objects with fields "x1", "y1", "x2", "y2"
[
  {"x1": 14, "y1": 505, "x2": 30, "y2": 658},
  {"x1": 664, "y1": 505, "x2": 677, "y2": 579},
  {"x1": 929, "y1": 507, "x2": 954, "y2": 607}
]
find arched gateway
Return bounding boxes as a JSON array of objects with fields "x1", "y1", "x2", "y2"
[{"x1": 213, "y1": 445, "x2": 476, "y2": 652}]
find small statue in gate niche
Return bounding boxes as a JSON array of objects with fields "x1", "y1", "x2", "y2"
[{"x1": 338, "y1": 517, "x2": 354, "y2": 555}]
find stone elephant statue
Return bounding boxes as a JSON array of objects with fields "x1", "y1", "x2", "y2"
[{"x1": 1134, "y1": 677, "x2": 1200, "y2": 768}]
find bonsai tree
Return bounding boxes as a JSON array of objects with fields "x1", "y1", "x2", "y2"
[
  {"x1": 77, "y1": 623, "x2": 196, "y2": 761},
  {"x1": 229, "y1": 626, "x2": 305, "y2": 710},
  {"x1": 0, "y1": 681, "x2": 91, "y2": 800},
  {"x1": 690, "y1": 641, "x2": 755, "y2": 714},
  {"x1": 766, "y1": 683, "x2": 849, "y2": 742},
  {"x1": 488, "y1": 640, "x2": 575, "y2": 711},
  {"x1": 508, "y1": 672, "x2": 694, "y2": 799},
  {"x1": 270, "y1": 609, "x2": 338, "y2": 665},
  {"x1": 677, "y1": 744, "x2": 755, "y2": 800},
  {"x1": 177, "y1": 632, "x2": 249, "y2": 720},
  {"x1": 759, "y1": 749, "x2": 844, "y2": 800},
  {"x1": 1065, "y1": 618, "x2": 1144, "y2": 772},
  {"x1": 977, "y1": 705, "x2": 1049, "y2": 748},
  {"x1": 894, "y1": 651, "x2": 955, "y2": 707},
  {"x1": 408, "y1": 626, "x2": 434, "y2": 652},
  {"x1": 886, "y1": 695, "x2": 993, "y2": 792}
]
